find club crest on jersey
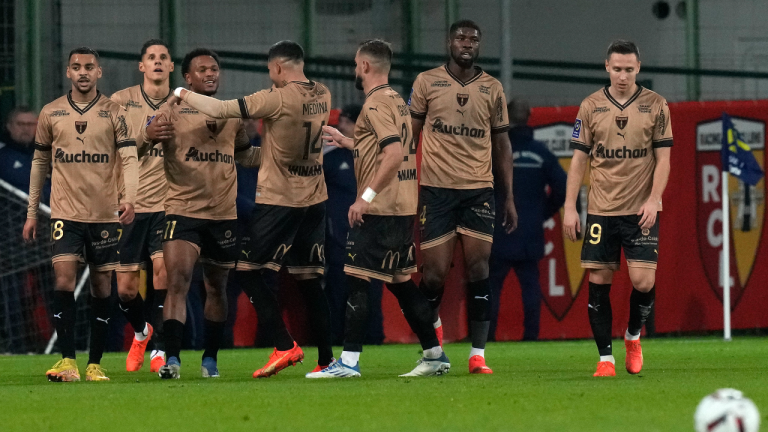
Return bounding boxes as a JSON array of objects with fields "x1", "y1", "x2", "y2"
[
  {"x1": 101, "y1": 230, "x2": 109, "y2": 239},
  {"x1": 75, "y1": 121, "x2": 87, "y2": 134},
  {"x1": 206, "y1": 120, "x2": 218, "y2": 134},
  {"x1": 456, "y1": 93, "x2": 469, "y2": 107},
  {"x1": 695, "y1": 116, "x2": 765, "y2": 310},
  {"x1": 615, "y1": 116, "x2": 628, "y2": 130}
]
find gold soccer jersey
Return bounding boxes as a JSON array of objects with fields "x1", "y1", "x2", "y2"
[
  {"x1": 408, "y1": 65, "x2": 509, "y2": 189},
  {"x1": 158, "y1": 101, "x2": 250, "y2": 220},
  {"x1": 111, "y1": 85, "x2": 170, "y2": 213},
  {"x1": 570, "y1": 86, "x2": 673, "y2": 215},
  {"x1": 29, "y1": 92, "x2": 137, "y2": 223},
  {"x1": 353, "y1": 84, "x2": 417, "y2": 216},
  {"x1": 184, "y1": 81, "x2": 331, "y2": 207}
]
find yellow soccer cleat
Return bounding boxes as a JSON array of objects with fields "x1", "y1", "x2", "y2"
[
  {"x1": 46, "y1": 358, "x2": 80, "y2": 382},
  {"x1": 85, "y1": 363, "x2": 110, "y2": 381}
]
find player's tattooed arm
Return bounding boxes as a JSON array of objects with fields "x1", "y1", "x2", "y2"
[
  {"x1": 492, "y1": 132, "x2": 518, "y2": 233},
  {"x1": 23, "y1": 148, "x2": 52, "y2": 242},
  {"x1": 563, "y1": 149, "x2": 589, "y2": 241},
  {"x1": 322, "y1": 125, "x2": 354, "y2": 150},
  {"x1": 637, "y1": 146, "x2": 671, "y2": 230}
]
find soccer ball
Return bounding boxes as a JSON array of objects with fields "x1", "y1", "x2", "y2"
[{"x1": 694, "y1": 388, "x2": 761, "y2": 432}]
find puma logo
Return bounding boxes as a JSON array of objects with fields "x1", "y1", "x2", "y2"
[
  {"x1": 456, "y1": 109, "x2": 465, "y2": 116},
  {"x1": 241, "y1": 250, "x2": 251, "y2": 258},
  {"x1": 474, "y1": 295, "x2": 489, "y2": 301},
  {"x1": 348, "y1": 253, "x2": 356, "y2": 261},
  {"x1": 617, "y1": 132, "x2": 625, "y2": 140},
  {"x1": 96, "y1": 317, "x2": 110, "y2": 324},
  {"x1": 53, "y1": 313, "x2": 62, "y2": 319},
  {"x1": 654, "y1": 249, "x2": 658, "y2": 254},
  {"x1": 118, "y1": 304, "x2": 128, "y2": 312},
  {"x1": 76, "y1": 137, "x2": 86, "y2": 145},
  {"x1": 588, "y1": 303, "x2": 599, "y2": 312},
  {"x1": 347, "y1": 301, "x2": 358, "y2": 311}
]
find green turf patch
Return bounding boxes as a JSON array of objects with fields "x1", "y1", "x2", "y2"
[{"x1": 1, "y1": 338, "x2": 766, "y2": 431}]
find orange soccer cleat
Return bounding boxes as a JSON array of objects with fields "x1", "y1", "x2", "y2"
[
  {"x1": 625, "y1": 338, "x2": 643, "y2": 374},
  {"x1": 593, "y1": 361, "x2": 616, "y2": 377},
  {"x1": 253, "y1": 342, "x2": 304, "y2": 378},
  {"x1": 468, "y1": 355, "x2": 493, "y2": 374},
  {"x1": 126, "y1": 324, "x2": 153, "y2": 372},
  {"x1": 150, "y1": 352, "x2": 166, "y2": 373}
]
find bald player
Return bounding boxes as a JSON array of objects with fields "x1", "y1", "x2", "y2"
[
  {"x1": 111, "y1": 38, "x2": 174, "y2": 373},
  {"x1": 308, "y1": 39, "x2": 449, "y2": 378},
  {"x1": 564, "y1": 40, "x2": 672, "y2": 377},
  {"x1": 155, "y1": 48, "x2": 261, "y2": 379},
  {"x1": 409, "y1": 20, "x2": 517, "y2": 374},
  {"x1": 168, "y1": 41, "x2": 334, "y2": 378},
  {"x1": 23, "y1": 47, "x2": 139, "y2": 382}
]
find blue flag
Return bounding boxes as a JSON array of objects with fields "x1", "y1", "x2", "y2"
[{"x1": 721, "y1": 113, "x2": 764, "y2": 186}]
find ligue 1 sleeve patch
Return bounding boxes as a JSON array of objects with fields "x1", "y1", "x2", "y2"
[
  {"x1": 407, "y1": 88, "x2": 414, "y2": 106},
  {"x1": 572, "y1": 119, "x2": 582, "y2": 138}
]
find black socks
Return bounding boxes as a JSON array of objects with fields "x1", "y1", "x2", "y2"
[
  {"x1": 467, "y1": 278, "x2": 491, "y2": 350},
  {"x1": 87, "y1": 295, "x2": 111, "y2": 365},
  {"x1": 343, "y1": 275, "x2": 370, "y2": 353},
  {"x1": 418, "y1": 279, "x2": 443, "y2": 324},
  {"x1": 296, "y1": 277, "x2": 334, "y2": 366},
  {"x1": 387, "y1": 279, "x2": 440, "y2": 350},
  {"x1": 164, "y1": 318, "x2": 184, "y2": 362},
  {"x1": 152, "y1": 289, "x2": 167, "y2": 352},
  {"x1": 202, "y1": 319, "x2": 225, "y2": 361},
  {"x1": 628, "y1": 286, "x2": 655, "y2": 336},
  {"x1": 588, "y1": 282, "x2": 613, "y2": 356},
  {"x1": 239, "y1": 270, "x2": 294, "y2": 351},
  {"x1": 119, "y1": 294, "x2": 146, "y2": 334},
  {"x1": 53, "y1": 290, "x2": 76, "y2": 359}
]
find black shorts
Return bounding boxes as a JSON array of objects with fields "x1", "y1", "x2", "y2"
[
  {"x1": 345, "y1": 215, "x2": 417, "y2": 283},
  {"x1": 580, "y1": 214, "x2": 659, "y2": 270},
  {"x1": 162, "y1": 214, "x2": 238, "y2": 268},
  {"x1": 117, "y1": 211, "x2": 165, "y2": 271},
  {"x1": 236, "y1": 202, "x2": 325, "y2": 275},
  {"x1": 50, "y1": 219, "x2": 120, "y2": 271},
  {"x1": 419, "y1": 186, "x2": 495, "y2": 249}
]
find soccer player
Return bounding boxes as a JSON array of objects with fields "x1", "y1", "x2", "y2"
[
  {"x1": 110, "y1": 39, "x2": 175, "y2": 373},
  {"x1": 23, "y1": 47, "x2": 139, "y2": 382},
  {"x1": 155, "y1": 48, "x2": 261, "y2": 379},
  {"x1": 307, "y1": 39, "x2": 449, "y2": 378},
  {"x1": 563, "y1": 40, "x2": 672, "y2": 377},
  {"x1": 409, "y1": 20, "x2": 517, "y2": 374},
  {"x1": 168, "y1": 41, "x2": 335, "y2": 378}
]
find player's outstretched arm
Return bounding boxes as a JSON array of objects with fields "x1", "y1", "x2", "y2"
[
  {"x1": 168, "y1": 88, "x2": 242, "y2": 119},
  {"x1": 637, "y1": 147, "x2": 671, "y2": 230},
  {"x1": 563, "y1": 149, "x2": 589, "y2": 241},
  {"x1": 322, "y1": 125, "x2": 354, "y2": 150},
  {"x1": 23, "y1": 148, "x2": 52, "y2": 242},
  {"x1": 140, "y1": 112, "x2": 175, "y2": 157},
  {"x1": 348, "y1": 142, "x2": 403, "y2": 228},
  {"x1": 492, "y1": 132, "x2": 518, "y2": 233}
]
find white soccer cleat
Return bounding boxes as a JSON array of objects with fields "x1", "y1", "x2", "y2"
[
  {"x1": 305, "y1": 359, "x2": 361, "y2": 378},
  {"x1": 399, "y1": 353, "x2": 451, "y2": 377}
]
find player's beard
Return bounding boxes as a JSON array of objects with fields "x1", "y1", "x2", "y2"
[
  {"x1": 451, "y1": 49, "x2": 479, "y2": 69},
  {"x1": 355, "y1": 74, "x2": 363, "y2": 90}
]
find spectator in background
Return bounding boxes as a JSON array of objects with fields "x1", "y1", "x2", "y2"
[
  {"x1": 323, "y1": 104, "x2": 384, "y2": 345},
  {"x1": 0, "y1": 107, "x2": 47, "y2": 199},
  {"x1": 489, "y1": 98, "x2": 568, "y2": 341}
]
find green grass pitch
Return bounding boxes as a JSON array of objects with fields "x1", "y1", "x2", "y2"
[{"x1": 1, "y1": 338, "x2": 766, "y2": 431}]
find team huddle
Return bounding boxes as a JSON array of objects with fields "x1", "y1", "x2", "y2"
[{"x1": 23, "y1": 19, "x2": 671, "y2": 381}]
